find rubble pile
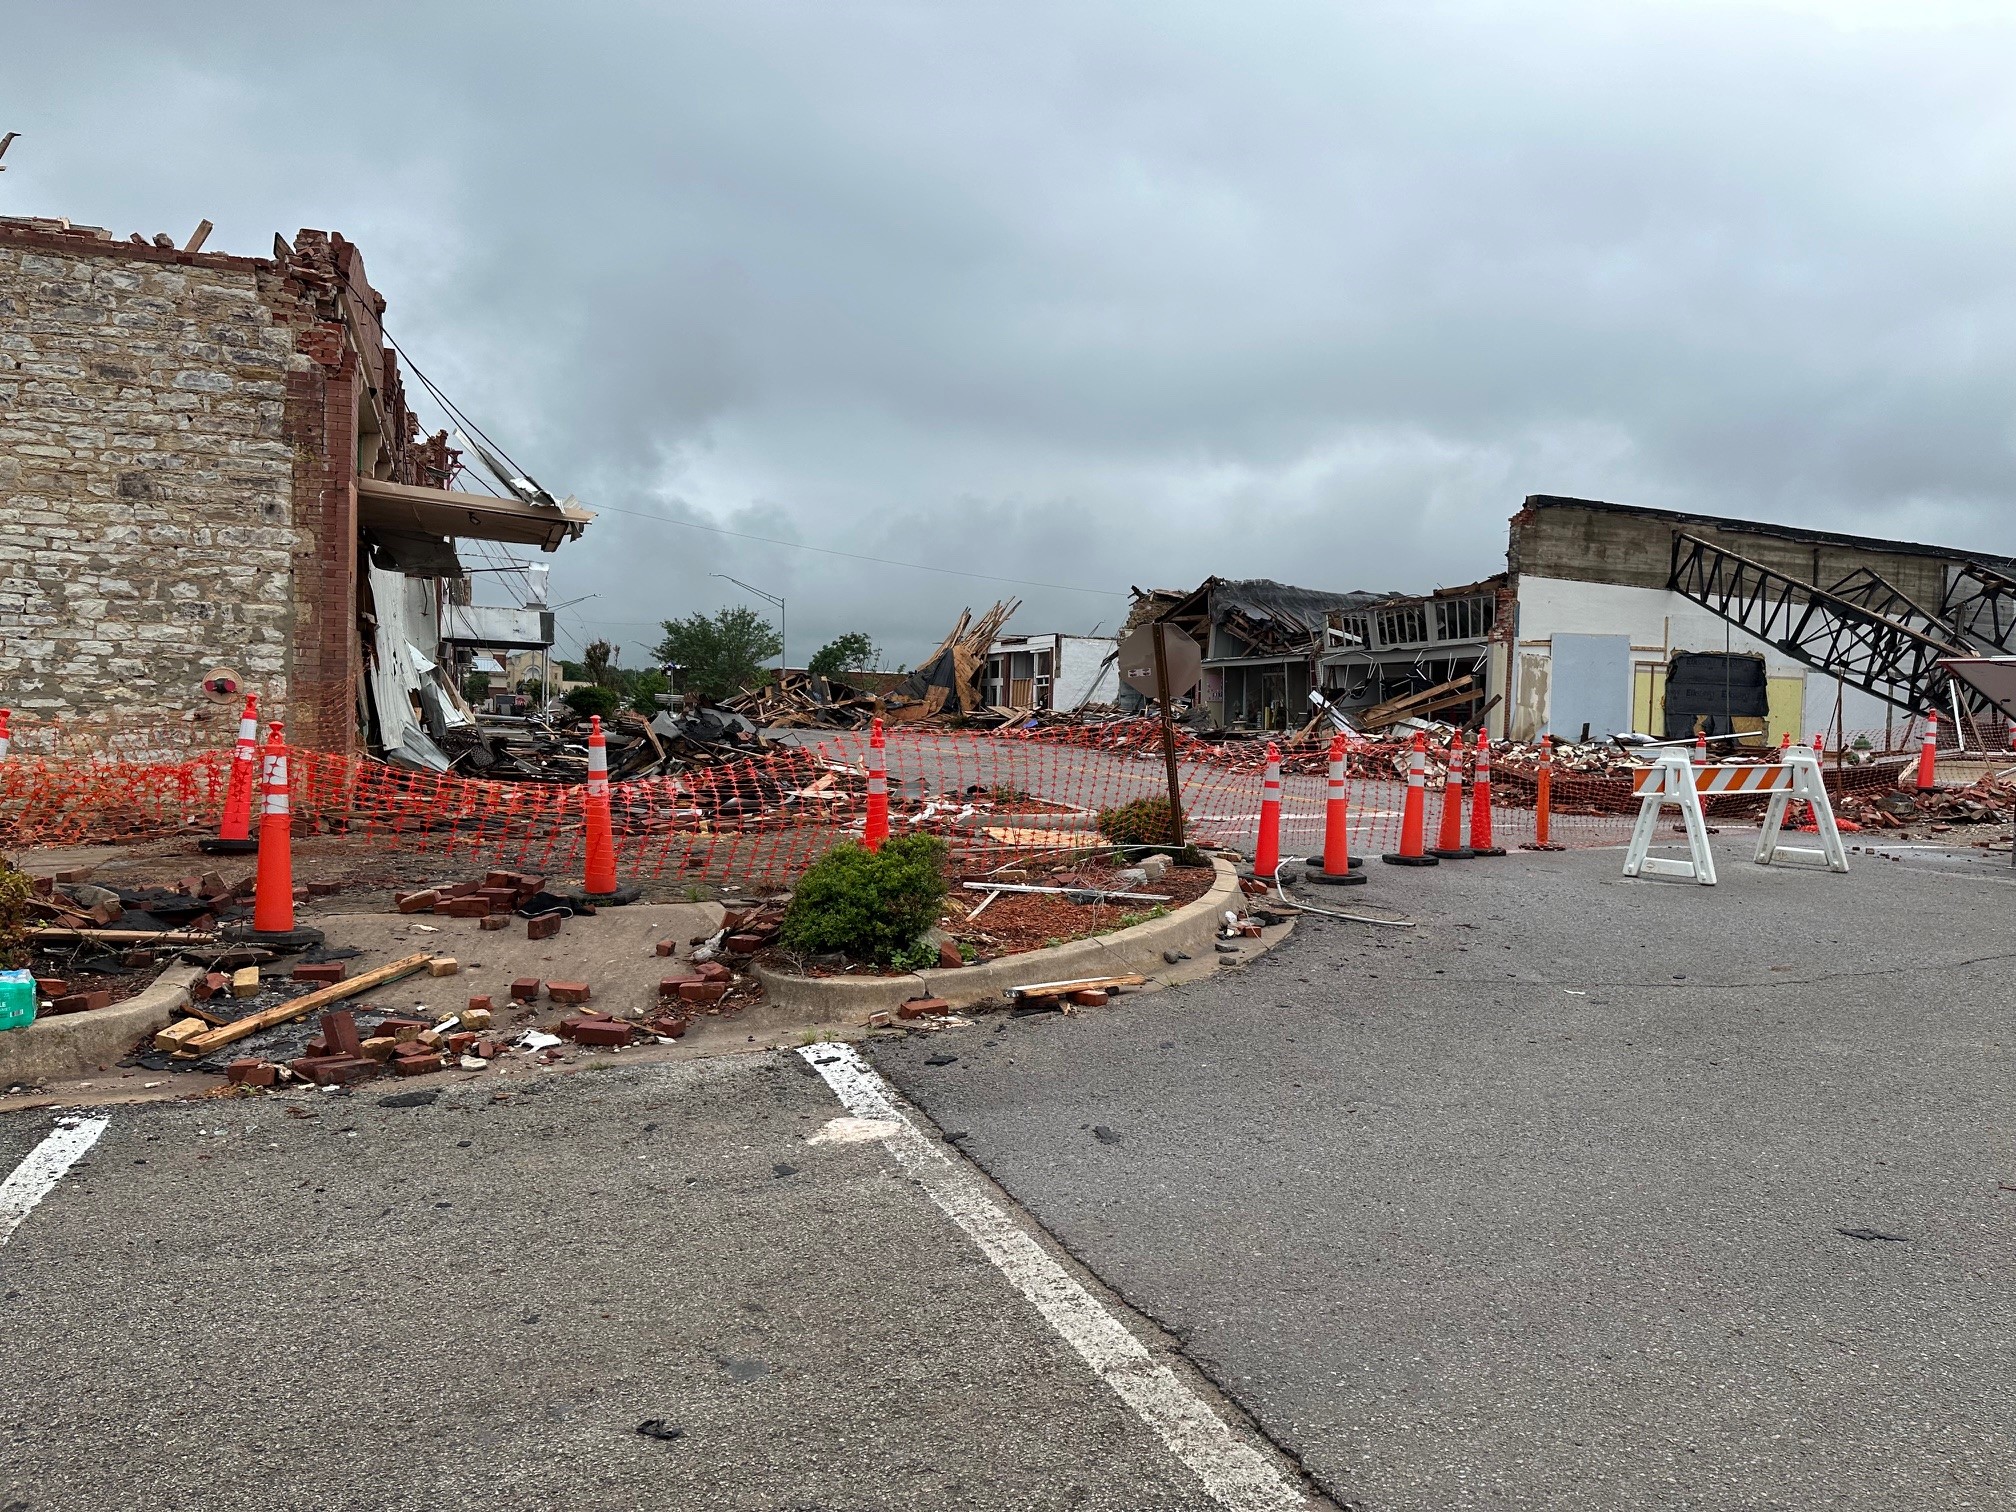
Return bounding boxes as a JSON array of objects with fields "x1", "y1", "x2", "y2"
[{"x1": 1837, "y1": 775, "x2": 2016, "y2": 834}]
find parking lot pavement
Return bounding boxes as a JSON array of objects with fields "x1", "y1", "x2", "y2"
[
  {"x1": 869, "y1": 838, "x2": 2016, "y2": 1510},
  {"x1": 0, "y1": 1054, "x2": 1277, "y2": 1512}
]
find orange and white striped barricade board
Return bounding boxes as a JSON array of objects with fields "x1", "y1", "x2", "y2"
[
  {"x1": 1623, "y1": 751, "x2": 1718, "y2": 885},
  {"x1": 1752, "y1": 746, "x2": 1850, "y2": 873}
]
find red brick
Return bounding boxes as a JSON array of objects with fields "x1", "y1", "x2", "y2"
[
  {"x1": 48, "y1": 990, "x2": 113, "y2": 1015},
  {"x1": 658, "y1": 974, "x2": 700, "y2": 999},
  {"x1": 654, "y1": 939, "x2": 677, "y2": 957},
  {"x1": 293, "y1": 961, "x2": 346, "y2": 985},
  {"x1": 509, "y1": 978, "x2": 542, "y2": 1002},
  {"x1": 435, "y1": 896, "x2": 490, "y2": 919},
  {"x1": 306, "y1": 881, "x2": 342, "y2": 898},
  {"x1": 571, "y1": 1019, "x2": 634, "y2": 1047},
  {"x1": 395, "y1": 889, "x2": 439, "y2": 913},
  {"x1": 53, "y1": 866, "x2": 93, "y2": 884},
  {"x1": 695, "y1": 961, "x2": 733, "y2": 984},
  {"x1": 320, "y1": 1009, "x2": 362, "y2": 1058},
  {"x1": 478, "y1": 914, "x2": 509, "y2": 931},
  {"x1": 1067, "y1": 989, "x2": 1109, "y2": 1006},
  {"x1": 472, "y1": 1039, "x2": 503, "y2": 1059},
  {"x1": 33, "y1": 977, "x2": 69, "y2": 998},
  {"x1": 225, "y1": 1060, "x2": 280, "y2": 1087},
  {"x1": 937, "y1": 941, "x2": 965, "y2": 969},
  {"x1": 547, "y1": 981, "x2": 592, "y2": 1006},
  {"x1": 292, "y1": 1055, "x2": 374, "y2": 1086},
  {"x1": 724, "y1": 933, "x2": 765, "y2": 955},
  {"x1": 122, "y1": 950, "x2": 155, "y2": 969},
  {"x1": 445, "y1": 1032, "x2": 479, "y2": 1053},
  {"x1": 303, "y1": 1034, "x2": 331, "y2": 1057},
  {"x1": 373, "y1": 1016, "x2": 429, "y2": 1042},
  {"x1": 392, "y1": 1052, "x2": 443, "y2": 1076},
  {"x1": 897, "y1": 997, "x2": 952, "y2": 1020},
  {"x1": 525, "y1": 911, "x2": 564, "y2": 940},
  {"x1": 202, "y1": 971, "x2": 230, "y2": 1000},
  {"x1": 442, "y1": 880, "x2": 482, "y2": 898},
  {"x1": 484, "y1": 870, "x2": 519, "y2": 890},
  {"x1": 646, "y1": 1015, "x2": 691, "y2": 1039},
  {"x1": 477, "y1": 887, "x2": 517, "y2": 909},
  {"x1": 676, "y1": 981, "x2": 728, "y2": 1005},
  {"x1": 466, "y1": 994, "x2": 494, "y2": 1014}
]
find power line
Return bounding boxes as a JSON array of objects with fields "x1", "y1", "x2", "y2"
[
  {"x1": 585, "y1": 498, "x2": 1128, "y2": 597},
  {"x1": 372, "y1": 300, "x2": 1127, "y2": 601}
]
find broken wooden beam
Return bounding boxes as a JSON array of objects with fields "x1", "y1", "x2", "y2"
[{"x1": 175, "y1": 952, "x2": 433, "y2": 1057}]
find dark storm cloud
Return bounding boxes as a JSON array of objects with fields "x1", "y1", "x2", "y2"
[{"x1": 8, "y1": 1, "x2": 2016, "y2": 662}]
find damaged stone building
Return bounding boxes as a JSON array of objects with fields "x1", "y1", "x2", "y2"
[
  {"x1": 0, "y1": 216, "x2": 589, "y2": 763},
  {"x1": 1491, "y1": 495, "x2": 2016, "y2": 746}
]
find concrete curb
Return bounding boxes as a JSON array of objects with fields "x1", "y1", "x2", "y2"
[
  {"x1": 749, "y1": 858, "x2": 1242, "y2": 1030},
  {"x1": 0, "y1": 965, "x2": 200, "y2": 1086}
]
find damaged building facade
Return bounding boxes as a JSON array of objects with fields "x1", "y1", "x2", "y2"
[
  {"x1": 1492, "y1": 495, "x2": 2016, "y2": 746},
  {"x1": 0, "y1": 216, "x2": 588, "y2": 764}
]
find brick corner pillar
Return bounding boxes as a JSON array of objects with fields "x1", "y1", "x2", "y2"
[{"x1": 277, "y1": 316, "x2": 362, "y2": 757}]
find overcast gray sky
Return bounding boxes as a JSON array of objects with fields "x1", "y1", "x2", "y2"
[{"x1": 8, "y1": 1, "x2": 2016, "y2": 667}]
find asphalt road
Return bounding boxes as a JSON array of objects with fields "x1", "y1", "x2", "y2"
[
  {"x1": 0, "y1": 1053, "x2": 1283, "y2": 1512},
  {"x1": 870, "y1": 839, "x2": 2016, "y2": 1510}
]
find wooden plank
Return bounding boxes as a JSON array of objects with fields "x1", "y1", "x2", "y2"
[
  {"x1": 1360, "y1": 675, "x2": 1475, "y2": 730},
  {"x1": 178, "y1": 952, "x2": 433, "y2": 1056},
  {"x1": 152, "y1": 1017, "x2": 211, "y2": 1053},
  {"x1": 29, "y1": 927, "x2": 218, "y2": 945},
  {"x1": 1005, "y1": 973, "x2": 1149, "y2": 998}
]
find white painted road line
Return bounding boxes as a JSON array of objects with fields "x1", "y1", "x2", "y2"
[
  {"x1": 800, "y1": 1043, "x2": 1308, "y2": 1512},
  {"x1": 0, "y1": 1116, "x2": 107, "y2": 1249}
]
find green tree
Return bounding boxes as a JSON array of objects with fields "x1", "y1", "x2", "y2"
[
  {"x1": 654, "y1": 606, "x2": 783, "y2": 699},
  {"x1": 626, "y1": 667, "x2": 669, "y2": 714},
  {"x1": 582, "y1": 639, "x2": 617, "y2": 685},
  {"x1": 807, "y1": 631, "x2": 878, "y2": 681}
]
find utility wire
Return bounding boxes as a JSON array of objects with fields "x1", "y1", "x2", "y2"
[
  {"x1": 372, "y1": 297, "x2": 1127, "y2": 600},
  {"x1": 583, "y1": 497, "x2": 1127, "y2": 597}
]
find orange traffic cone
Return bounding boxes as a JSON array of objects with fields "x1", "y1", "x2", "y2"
[
  {"x1": 201, "y1": 694, "x2": 262, "y2": 855},
  {"x1": 1469, "y1": 733, "x2": 1505, "y2": 856},
  {"x1": 1917, "y1": 711, "x2": 1939, "y2": 790},
  {"x1": 1305, "y1": 733, "x2": 1365, "y2": 885},
  {"x1": 1252, "y1": 742, "x2": 1283, "y2": 879},
  {"x1": 584, "y1": 715, "x2": 619, "y2": 895},
  {"x1": 1382, "y1": 732, "x2": 1439, "y2": 866},
  {"x1": 864, "y1": 717, "x2": 889, "y2": 852},
  {"x1": 1431, "y1": 732, "x2": 1473, "y2": 860},
  {"x1": 251, "y1": 722, "x2": 294, "y2": 935},
  {"x1": 0, "y1": 708, "x2": 10, "y2": 763},
  {"x1": 1520, "y1": 735, "x2": 1565, "y2": 851}
]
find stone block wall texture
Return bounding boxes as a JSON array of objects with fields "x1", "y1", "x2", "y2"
[
  {"x1": 0, "y1": 238, "x2": 304, "y2": 759},
  {"x1": 0, "y1": 221, "x2": 406, "y2": 762}
]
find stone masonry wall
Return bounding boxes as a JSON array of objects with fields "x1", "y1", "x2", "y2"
[{"x1": 0, "y1": 235, "x2": 310, "y2": 760}]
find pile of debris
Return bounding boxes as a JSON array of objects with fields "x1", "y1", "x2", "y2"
[{"x1": 1837, "y1": 774, "x2": 2016, "y2": 834}]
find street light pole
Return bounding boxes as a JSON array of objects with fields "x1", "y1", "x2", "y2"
[{"x1": 712, "y1": 573, "x2": 787, "y2": 676}]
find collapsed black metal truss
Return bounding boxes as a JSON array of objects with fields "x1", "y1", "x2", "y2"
[
  {"x1": 1940, "y1": 560, "x2": 2016, "y2": 655},
  {"x1": 1668, "y1": 533, "x2": 1984, "y2": 714}
]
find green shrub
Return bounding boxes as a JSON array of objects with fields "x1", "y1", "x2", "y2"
[
  {"x1": 563, "y1": 684, "x2": 623, "y2": 719},
  {"x1": 781, "y1": 834, "x2": 949, "y2": 965},
  {"x1": 1096, "y1": 795, "x2": 1181, "y2": 846},
  {"x1": 0, "y1": 863, "x2": 29, "y2": 969}
]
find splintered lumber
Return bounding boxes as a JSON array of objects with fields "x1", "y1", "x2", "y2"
[
  {"x1": 29, "y1": 927, "x2": 218, "y2": 946},
  {"x1": 1358, "y1": 675, "x2": 1476, "y2": 730},
  {"x1": 961, "y1": 882, "x2": 1172, "y2": 902},
  {"x1": 1005, "y1": 973, "x2": 1149, "y2": 999},
  {"x1": 152, "y1": 1017, "x2": 212, "y2": 1053},
  {"x1": 177, "y1": 952, "x2": 433, "y2": 1056}
]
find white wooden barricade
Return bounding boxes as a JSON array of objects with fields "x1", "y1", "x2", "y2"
[{"x1": 1622, "y1": 746, "x2": 1849, "y2": 885}]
